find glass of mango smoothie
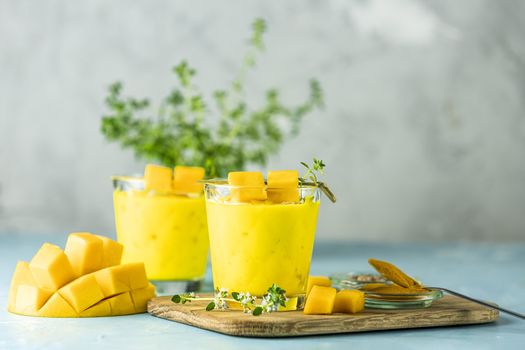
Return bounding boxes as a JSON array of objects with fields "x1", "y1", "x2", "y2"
[
  {"x1": 112, "y1": 165, "x2": 209, "y2": 294},
  {"x1": 204, "y1": 171, "x2": 320, "y2": 310}
]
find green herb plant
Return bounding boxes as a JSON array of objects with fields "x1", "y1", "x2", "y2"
[
  {"x1": 171, "y1": 284, "x2": 288, "y2": 316},
  {"x1": 101, "y1": 18, "x2": 323, "y2": 178}
]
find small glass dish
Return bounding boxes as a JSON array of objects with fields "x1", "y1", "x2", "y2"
[
  {"x1": 363, "y1": 289, "x2": 443, "y2": 309},
  {"x1": 330, "y1": 272, "x2": 389, "y2": 289},
  {"x1": 330, "y1": 272, "x2": 443, "y2": 309}
]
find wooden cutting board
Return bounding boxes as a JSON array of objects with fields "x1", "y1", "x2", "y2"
[{"x1": 147, "y1": 294, "x2": 499, "y2": 337}]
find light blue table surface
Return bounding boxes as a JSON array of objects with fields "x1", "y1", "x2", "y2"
[{"x1": 1, "y1": 233, "x2": 524, "y2": 350}]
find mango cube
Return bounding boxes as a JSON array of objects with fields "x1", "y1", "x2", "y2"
[
  {"x1": 8, "y1": 261, "x2": 36, "y2": 312},
  {"x1": 58, "y1": 274, "x2": 105, "y2": 312},
  {"x1": 267, "y1": 170, "x2": 300, "y2": 203},
  {"x1": 15, "y1": 285, "x2": 53, "y2": 316},
  {"x1": 306, "y1": 275, "x2": 332, "y2": 296},
  {"x1": 228, "y1": 171, "x2": 267, "y2": 202},
  {"x1": 65, "y1": 232, "x2": 103, "y2": 276},
  {"x1": 29, "y1": 243, "x2": 75, "y2": 291},
  {"x1": 130, "y1": 283, "x2": 156, "y2": 312},
  {"x1": 38, "y1": 293, "x2": 78, "y2": 318},
  {"x1": 108, "y1": 292, "x2": 136, "y2": 316},
  {"x1": 95, "y1": 234, "x2": 123, "y2": 268},
  {"x1": 333, "y1": 290, "x2": 365, "y2": 314},
  {"x1": 94, "y1": 263, "x2": 148, "y2": 297},
  {"x1": 80, "y1": 300, "x2": 111, "y2": 317},
  {"x1": 303, "y1": 285, "x2": 336, "y2": 315},
  {"x1": 173, "y1": 166, "x2": 205, "y2": 194},
  {"x1": 144, "y1": 164, "x2": 173, "y2": 192}
]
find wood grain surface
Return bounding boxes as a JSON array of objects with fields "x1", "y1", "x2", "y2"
[{"x1": 147, "y1": 294, "x2": 499, "y2": 337}]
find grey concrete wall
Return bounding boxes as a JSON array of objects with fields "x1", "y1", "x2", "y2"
[{"x1": 1, "y1": 0, "x2": 524, "y2": 241}]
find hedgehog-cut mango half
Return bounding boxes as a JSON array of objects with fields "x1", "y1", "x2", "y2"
[{"x1": 7, "y1": 232, "x2": 156, "y2": 317}]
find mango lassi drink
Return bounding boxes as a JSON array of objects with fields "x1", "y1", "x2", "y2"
[
  {"x1": 112, "y1": 165, "x2": 209, "y2": 293},
  {"x1": 205, "y1": 171, "x2": 321, "y2": 307}
]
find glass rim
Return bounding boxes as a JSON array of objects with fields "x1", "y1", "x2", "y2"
[
  {"x1": 203, "y1": 180, "x2": 319, "y2": 190},
  {"x1": 111, "y1": 175, "x2": 143, "y2": 181}
]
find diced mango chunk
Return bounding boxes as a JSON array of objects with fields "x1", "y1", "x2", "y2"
[
  {"x1": 333, "y1": 290, "x2": 365, "y2": 314},
  {"x1": 306, "y1": 275, "x2": 332, "y2": 296},
  {"x1": 38, "y1": 293, "x2": 78, "y2": 318},
  {"x1": 58, "y1": 274, "x2": 105, "y2": 313},
  {"x1": 8, "y1": 261, "x2": 35, "y2": 312},
  {"x1": 108, "y1": 292, "x2": 136, "y2": 316},
  {"x1": 303, "y1": 285, "x2": 337, "y2": 315},
  {"x1": 29, "y1": 243, "x2": 75, "y2": 291},
  {"x1": 228, "y1": 171, "x2": 267, "y2": 202},
  {"x1": 130, "y1": 283, "x2": 156, "y2": 313},
  {"x1": 95, "y1": 234, "x2": 123, "y2": 268},
  {"x1": 15, "y1": 285, "x2": 53, "y2": 316},
  {"x1": 126, "y1": 263, "x2": 149, "y2": 290},
  {"x1": 80, "y1": 300, "x2": 111, "y2": 317},
  {"x1": 144, "y1": 164, "x2": 173, "y2": 192},
  {"x1": 65, "y1": 232, "x2": 103, "y2": 276},
  {"x1": 94, "y1": 263, "x2": 149, "y2": 297},
  {"x1": 173, "y1": 166, "x2": 205, "y2": 194},
  {"x1": 267, "y1": 170, "x2": 300, "y2": 203}
]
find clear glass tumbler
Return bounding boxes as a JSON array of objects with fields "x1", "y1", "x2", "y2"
[
  {"x1": 112, "y1": 176, "x2": 209, "y2": 294},
  {"x1": 204, "y1": 182, "x2": 321, "y2": 310}
]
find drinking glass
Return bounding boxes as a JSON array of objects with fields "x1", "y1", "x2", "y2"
[{"x1": 112, "y1": 176, "x2": 209, "y2": 294}]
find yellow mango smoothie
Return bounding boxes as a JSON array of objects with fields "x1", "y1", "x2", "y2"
[
  {"x1": 205, "y1": 174, "x2": 320, "y2": 301},
  {"x1": 112, "y1": 165, "x2": 209, "y2": 293}
]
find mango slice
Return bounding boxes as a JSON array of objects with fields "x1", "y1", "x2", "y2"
[
  {"x1": 7, "y1": 232, "x2": 156, "y2": 318},
  {"x1": 228, "y1": 171, "x2": 267, "y2": 202},
  {"x1": 65, "y1": 233, "x2": 103, "y2": 276},
  {"x1": 173, "y1": 166, "x2": 205, "y2": 194},
  {"x1": 332, "y1": 290, "x2": 365, "y2": 314},
  {"x1": 144, "y1": 164, "x2": 173, "y2": 192},
  {"x1": 306, "y1": 275, "x2": 332, "y2": 296},
  {"x1": 267, "y1": 170, "x2": 300, "y2": 203},
  {"x1": 95, "y1": 234, "x2": 123, "y2": 268},
  {"x1": 29, "y1": 243, "x2": 76, "y2": 291},
  {"x1": 303, "y1": 285, "x2": 337, "y2": 315}
]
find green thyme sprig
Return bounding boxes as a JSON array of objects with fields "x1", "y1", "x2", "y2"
[
  {"x1": 299, "y1": 158, "x2": 337, "y2": 203},
  {"x1": 171, "y1": 284, "x2": 288, "y2": 316},
  {"x1": 101, "y1": 18, "x2": 323, "y2": 178},
  {"x1": 299, "y1": 158, "x2": 326, "y2": 185}
]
